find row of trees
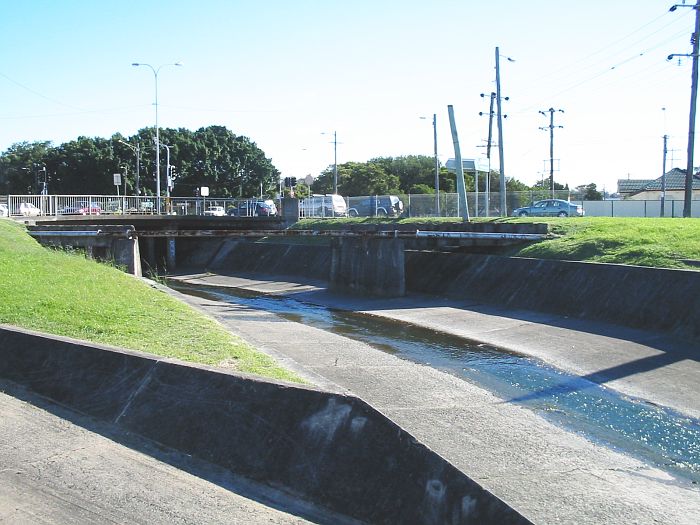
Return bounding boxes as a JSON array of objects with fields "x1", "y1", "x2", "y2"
[
  {"x1": 0, "y1": 128, "x2": 603, "y2": 201},
  {"x1": 309, "y1": 155, "x2": 526, "y2": 196},
  {"x1": 308, "y1": 155, "x2": 604, "y2": 200},
  {"x1": 0, "y1": 126, "x2": 279, "y2": 198}
]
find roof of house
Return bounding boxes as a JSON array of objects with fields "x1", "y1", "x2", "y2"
[
  {"x1": 617, "y1": 168, "x2": 700, "y2": 194},
  {"x1": 617, "y1": 178, "x2": 653, "y2": 194}
]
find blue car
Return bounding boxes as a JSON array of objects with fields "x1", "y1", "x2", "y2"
[{"x1": 512, "y1": 199, "x2": 584, "y2": 217}]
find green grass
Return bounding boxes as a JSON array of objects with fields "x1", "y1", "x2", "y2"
[
  {"x1": 293, "y1": 216, "x2": 700, "y2": 269},
  {"x1": 502, "y1": 217, "x2": 700, "y2": 269},
  {"x1": 0, "y1": 220, "x2": 303, "y2": 383}
]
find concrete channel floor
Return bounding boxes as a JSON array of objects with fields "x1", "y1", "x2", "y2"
[{"x1": 168, "y1": 271, "x2": 700, "y2": 525}]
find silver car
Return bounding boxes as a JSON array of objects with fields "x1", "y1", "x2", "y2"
[{"x1": 512, "y1": 199, "x2": 584, "y2": 217}]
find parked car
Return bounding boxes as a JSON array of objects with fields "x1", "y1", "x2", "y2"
[
  {"x1": 300, "y1": 194, "x2": 347, "y2": 217},
  {"x1": 227, "y1": 200, "x2": 278, "y2": 217},
  {"x1": 203, "y1": 205, "x2": 226, "y2": 216},
  {"x1": 512, "y1": 199, "x2": 584, "y2": 217},
  {"x1": 255, "y1": 200, "x2": 278, "y2": 216},
  {"x1": 61, "y1": 201, "x2": 102, "y2": 215},
  {"x1": 0, "y1": 204, "x2": 8, "y2": 217},
  {"x1": 16, "y1": 202, "x2": 42, "y2": 217},
  {"x1": 348, "y1": 195, "x2": 404, "y2": 217}
]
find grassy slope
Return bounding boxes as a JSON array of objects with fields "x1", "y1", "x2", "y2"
[
  {"x1": 506, "y1": 217, "x2": 700, "y2": 269},
  {"x1": 294, "y1": 216, "x2": 700, "y2": 269},
  {"x1": 0, "y1": 220, "x2": 302, "y2": 383}
]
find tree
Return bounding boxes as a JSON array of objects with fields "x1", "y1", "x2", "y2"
[
  {"x1": 0, "y1": 125, "x2": 280, "y2": 198},
  {"x1": 0, "y1": 141, "x2": 53, "y2": 194},
  {"x1": 311, "y1": 161, "x2": 400, "y2": 196},
  {"x1": 575, "y1": 183, "x2": 603, "y2": 200}
]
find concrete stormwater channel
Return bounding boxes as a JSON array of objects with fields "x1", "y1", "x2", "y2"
[{"x1": 170, "y1": 280, "x2": 700, "y2": 486}]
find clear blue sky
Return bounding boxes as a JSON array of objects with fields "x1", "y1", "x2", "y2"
[{"x1": 0, "y1": 0, "x2": 695, "y2": 194}]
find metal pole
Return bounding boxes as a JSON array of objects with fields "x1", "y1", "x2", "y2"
[
  {"x1": 549, "y1": 109, "x2": 555, "y2": 198},
  {"x1": 162, "y1": 144, "x2": 171, "y2": 199},
  {"x1": 684, "y1": 1, "x2": 700, "y2": 217},
  {"x1": 447, "y1": 105, "x2": 469, "y2": 221},
  {"x1": 495, "y1": 47, "x2": 507, "y2": 216},
  {"x1": 486, "y1": 92, "x2": 495, "y2": 217},
  {"x1": 135, "y1": 142, "x2": 140, "y2": 195},
  {"x1": 133, "y1": 62, "x2": 182, "y2": 213},
  {"x1": 333, "y1": 131, "x2": 338, "y2": 194},
  {"x1": 662, "y1": 134, "x2": 668, "y2": 217},
  {"x1": 433, "y1": 114, "x2": 440, "y2": 216}
]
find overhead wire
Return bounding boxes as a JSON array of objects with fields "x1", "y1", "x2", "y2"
[
  {"x1": 514, "y1": 25, "x2": 693, "y2": 114},
  {"x1": 0, "y1": 71, "x2": 85, "y2": 112}
]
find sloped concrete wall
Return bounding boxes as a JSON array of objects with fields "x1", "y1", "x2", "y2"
[
  {"x1": 405, "y1": 251, "x2": 700, "y2": 342},
  {"x1": 207, "y1": 240, "x2": 332, "y2": 280},
  {"x1": 0, "y1": 325, "x2": 530, "y2": 524}
]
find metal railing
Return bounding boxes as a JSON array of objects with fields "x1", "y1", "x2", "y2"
[
  {"x1": 299, "y1": 192, "x2": 700, "y2": 219},
  {"x1": 3, "y1": 193, "x2": 699, "y2": 219},
  {"x1": 2, "y1": 195, "x2": 282, "y2": 218}
]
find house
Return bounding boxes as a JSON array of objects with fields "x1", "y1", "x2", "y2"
[{"x1": 617, "y1": 168, "x2": 700, "y2": 200}]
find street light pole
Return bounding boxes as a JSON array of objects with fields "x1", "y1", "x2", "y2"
[
  {"x1": 420, "y1": 115, "x2": 441, "y2": 215},
  {"x1": 132, "y1": 61, "x2": 182, "y2": 213},
  {"x1": 119, "y1": 139, "x2": 141, "y2": 195},
  {"x1": 333, "y1": 131, "x2": 338, "y2": 194},
  {"x1": 432, "y1": 114, "x2": 440, "y2": 216},
  {"x1": 322, "y1": 131, "x2": 338, "y2": 193}
]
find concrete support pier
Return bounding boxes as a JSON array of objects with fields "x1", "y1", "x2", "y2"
[{"x1": 330, "y1": 237, "x2": 405, "y2": 297}]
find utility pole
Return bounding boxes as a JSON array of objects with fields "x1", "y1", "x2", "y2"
[
  {"x1": 539, "y1": 108, "x2": 564, "y2": 199},
  {"x1": 494, "y1": 47, "x2": 513, "y2": 216},
  {"x1": 662, "y1": 134, "x2": 668, "y2": 217},
  {"x1": 669, "y1": 1, "x2": 700, "y2": 217},
  {"x1": 495, "y1": 47, "x2": 506, "y2": 216},
  {"x1": 448, "y1": 105, "x2": 469, "y2": 220},
  {"x1": 480, "y1": 92, "x2": 497, "y2": 217},
  {"x1": 119, "y1": 140, "x2": 141, "y2": 195}
]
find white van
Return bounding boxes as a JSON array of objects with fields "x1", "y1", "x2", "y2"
[{"x1": 300, "y1": 194, "x2": 347, "y2": 218}]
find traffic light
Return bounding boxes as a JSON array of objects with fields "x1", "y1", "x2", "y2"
[{"x1": 283, "y1": 177, "x2": 298, "y2": 188}]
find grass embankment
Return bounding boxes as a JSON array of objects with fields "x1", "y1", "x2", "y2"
[
  {"x1": 506, "y1": 217, "x2": 700, "y2": 269},
  {"x1": 0, "y1": 220, "x2": 302, "y2": 382},
  {"x1": 293, "y1": 216, "x2": 700, "y2": 270}
]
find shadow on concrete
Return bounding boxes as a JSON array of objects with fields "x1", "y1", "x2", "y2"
[
  {"x1": 0, "y1": 325, "x2": 531, "y2": 525},
  {"x1": 0, "y1": 379, "x2": 346, "y2": 525}
]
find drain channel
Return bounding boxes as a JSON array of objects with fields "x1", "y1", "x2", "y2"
[{"x1": 172, "y1": 282, "x2": 700, "y2": 484}]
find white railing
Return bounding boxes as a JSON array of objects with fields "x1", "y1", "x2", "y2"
[
  {"x1": 3, "y1": 193, "x2": 699, "y2": 219},
  {"x1": 2, "y1": 195, "x2": 282, "y2": 218}
]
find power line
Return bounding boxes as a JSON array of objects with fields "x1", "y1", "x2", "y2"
[{"x1": 0, "y1": 71, "x2": 85, "y2": 111}]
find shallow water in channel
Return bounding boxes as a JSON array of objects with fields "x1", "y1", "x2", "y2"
[{"x1": 172, "y1": 281, "x2": 700, "y2": 484}]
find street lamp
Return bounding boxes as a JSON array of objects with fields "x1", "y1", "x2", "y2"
[
  {"x1": 420, "y1": 115, "x2": 440, "y2": 215},
  {"x1": 118, "y1": 139, "x2": 141, "y2": 195},
  {"x1": 321, "y1": 131, "x2": 338, "y2": 194},
  {"x1": 132, "y1": 61, "x2": 182, "y2": 212}
]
